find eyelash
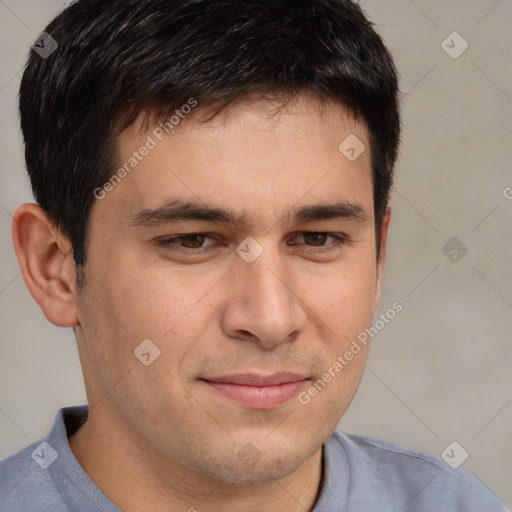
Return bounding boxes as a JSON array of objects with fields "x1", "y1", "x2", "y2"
[{"x1": 157, "y1": 232, "x2": 349, "y2": 254}]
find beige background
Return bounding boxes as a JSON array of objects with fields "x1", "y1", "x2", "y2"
[{"x1": 0, "y1": 0, "x2": 511, "y2": 506}]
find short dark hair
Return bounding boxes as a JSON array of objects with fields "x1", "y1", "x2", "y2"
[{"x1": 19, "y1": 0, "x2": 400, "y2": 274}]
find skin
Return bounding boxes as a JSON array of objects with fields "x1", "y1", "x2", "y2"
[{"x1": 12, "y1": 95, "x2": 390, "y2": 512}]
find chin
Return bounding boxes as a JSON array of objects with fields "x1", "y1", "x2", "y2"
[
  {"x1": 218, "y1": 453, "x2": 307, "y2": 485},
  {"x1": 195, "y1": 443, "x2": 310, "y2": 485}
]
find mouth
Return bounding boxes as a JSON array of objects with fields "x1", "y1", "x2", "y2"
[{"x1": 200, "y1": 372, "x2": 310, "y2": 410}]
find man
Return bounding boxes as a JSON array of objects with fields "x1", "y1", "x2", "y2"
[{"x1": 0, "y1": 0, "x2": 508, "y2": 510}]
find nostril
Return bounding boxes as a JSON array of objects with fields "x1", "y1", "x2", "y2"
[
  {"x1": 237, "y1": 329, "x2": 257, "y2": 341},
  {"x1": 287, "y1": 330, "x2": 299, "y2": 342}
]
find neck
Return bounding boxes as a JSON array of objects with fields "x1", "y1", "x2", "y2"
[{"x1": 68, "y1": 406, "x2": 324, "y2": 512}]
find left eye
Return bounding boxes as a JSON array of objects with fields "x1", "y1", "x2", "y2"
[{"x1": 289, "y1": 232, "x2": 343, "y2": 247}]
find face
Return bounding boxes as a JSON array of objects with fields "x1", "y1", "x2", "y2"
[{"x1": 74, "y1": 95, "x2": 386, "y2": 484}]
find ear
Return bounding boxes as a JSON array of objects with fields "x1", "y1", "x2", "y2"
[
  {"x1": 12, "y1": 203, "x2": 79, "y2": 327},
  {"x1": 373, "y1": 206, "x2": 391, "y2": 311}
]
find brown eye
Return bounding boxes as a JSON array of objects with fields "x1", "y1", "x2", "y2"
[
  {"x1": 303, "y1": 233, "x2": 329, "y2": 246},
  {"x1": 178, "y1": 234, "x2": 208, "y2": 248},
  {"x1": 159, "y1": 233, "x2": 217, "y2": 251},
  {"x1": 289, "y1": 232, "x2": 342, "y2": 247}
]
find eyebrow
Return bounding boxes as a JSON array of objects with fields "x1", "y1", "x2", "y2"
[{"x1": 129, "y1": 199, "x2": 368, "y2": 227}]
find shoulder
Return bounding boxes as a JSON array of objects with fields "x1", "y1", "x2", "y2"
[
  {"x1": 0, "y1": 440, "x2": 68, "y2": 512},
  {"x1": 0, "y1": 406, "x2": 90, "y2": 512},
  {"x1": 324, "y1": 430, "x2": 510, "y2": 511}
]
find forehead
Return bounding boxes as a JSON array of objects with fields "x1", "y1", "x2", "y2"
[
  {"x1": 129, "y1": 95, "x2": 367, "y2": 144},
  {"x1": 100, "y1": 95, "x2": 373, "y2": 229}
]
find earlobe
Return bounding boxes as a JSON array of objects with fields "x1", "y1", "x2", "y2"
[
  {"x1": 373, "y1": 206, "x2": 392, "y2": 311},
  {"x1": 12, "y1": 203, "x2": 79, "y2": 327}
]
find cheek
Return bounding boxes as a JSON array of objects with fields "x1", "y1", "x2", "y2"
[
  {"x1": 305, "y1": 257, "x2": 378, "y2": 333},
  {"x1": 96, "y1": 256, "x2": 226, "y2": 354}
]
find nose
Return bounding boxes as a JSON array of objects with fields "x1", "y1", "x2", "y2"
[{"x1": 220, "y1": 247, "x2": 307, "y2": 350}]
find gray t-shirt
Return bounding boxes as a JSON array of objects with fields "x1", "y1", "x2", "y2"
[{"x1": 0, "y1": 406, "x2": 509, "y2": 511}]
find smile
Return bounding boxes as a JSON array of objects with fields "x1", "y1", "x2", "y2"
[{"x1": 201, "y1": 373, "x2": 309, "y2": 410}]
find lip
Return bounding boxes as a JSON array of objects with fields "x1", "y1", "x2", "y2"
[
  {"x1": 201, "y1": 373, "x2": 309, "y2": 409},
  {"x1": 205, "y1": 372, "x2": 307, "y2": 386}
]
